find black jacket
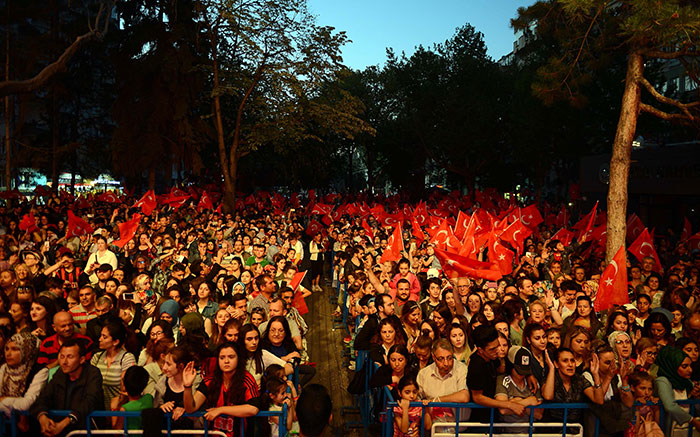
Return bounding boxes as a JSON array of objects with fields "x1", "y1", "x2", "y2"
[{"x1": 30, "y1": 363, "x2": 104, "y2": 431}]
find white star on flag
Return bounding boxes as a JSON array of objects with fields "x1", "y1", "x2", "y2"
[
  {"x1": 498, "y1": 254, "x2": 505, "y2": 261},
  {"x1": 605, "y1": 278, "x2": 613, "y2": 286}
]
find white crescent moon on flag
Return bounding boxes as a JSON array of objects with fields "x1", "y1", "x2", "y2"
[
  {"x1": 640, "y1": 242, "x2": 654, "y2": 255},
  {"x1": 435, "y1": 230, "x2": 448, "y2": 242},
  {"x1": 610, "y1": 260, "x2": 619, "y2": 276},
  {"x1": 521, "y1": 215, "x2": 531, "y2": 226},
  {"x1": 513, "y1": 230, "x2": 521, "y2": 241}
]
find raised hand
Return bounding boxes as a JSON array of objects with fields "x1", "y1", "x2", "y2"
[
  {"x1": 182, "y1": 361, "x2": 196, "y2": 387},
  {"x1": 590, "y1": 353, "x2": 600, "y2": 376}
]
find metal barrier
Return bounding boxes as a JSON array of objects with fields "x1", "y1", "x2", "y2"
[{"x1": 6, "y1": 405, "x2": 287, "y2": 437}]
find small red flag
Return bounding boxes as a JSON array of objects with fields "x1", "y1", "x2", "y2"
[
  {"x1": 594, "y1": 245, "x2": 628, "y2": 312},
  {"x1": 626, "y1": 213, "x2": 644, "y2": 243},
  {"x1": 133, "y1": 190, "x2": 157, "y2": 216},
  {"x1": 628, "y1": 228, "x2": 662, "y2": 272},
  {"x1": 682, "y1": 217, "x2": 692, "y2": 242},
  {"x1": 520, "y1": 204, "x2": 543, "y2": 229},
  {"x1": 551, "y1": 228, "x2": 575, "y2": 247},
  {"x1": 499, "y1": 219, "x2": 532, "y2": 254},
  {"x1": 305, "y1": 220, "x2": 324, "y2": 236},
  {"x1": 577, "y1": 201, "x2": 598, "y2": 243},
  {"x1": 361, "y1": 218, "x2": 374, "y2": 240},
  {"x1": 197, "y1": 191, "x2": 214, "y2": 211},
  {"x1": 113, "y1": 214, "x2": 142, "y2": 249},
  {"x1": 379, "y1": 223, "x2": 404, "y2": 263},
  {"x1": 19, "y1": 213, "x2": 39, "y2": 233},
  {"x1": 488, "y1": 233, "x2": 514, "y2": 276},
  {"x1": 66, "y1": 211, "x2": 94, "y2": 238},
  {"x1": 433, "y1": 247, "x2": 501, "y2": 281}
]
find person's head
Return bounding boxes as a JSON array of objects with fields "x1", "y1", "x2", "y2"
[
  {"x1": 419, "y1": 319, "x2": 438, "y2": 340},
  {"x1": 546, "y1": 328, "x2": 561, "y2": 349},
  {"x1": 265, "y1": 316, "x2": 292, "y2": 347},
  {"x1": 593, "y1": 344, "x2": 617, "y2": 376},
  {"x1": 643, "y1": 312, "x2": 672, "y2": 342},
  {"x1": 431, "y1": 338, "x2": 455, "y2": 376},
  {"x1": 396, "y1": 375, "x2": 419, "y2": 402},
  {"x1": 635, "y1": 337, "x2": 658, "y2": 366},
  {"x1": 400, "y1": 301, "x2": 421, "y2": 328},
  {"x1": 482, "y1": 301, "x2": 498, "y2": 322},
  {"x1": 396, "y1": 278, "x2": 411, "y2": 302},
  {"x1": 58, "y1": 338, "x2": 88, "y2": 376},
  {"x1": 656, "y1": 345, "x2": 694, "y2": 391},
  {"x1": 223, "y1": 318, "x2": 242, "y2": 343},
  {"x1": 523, "y1": 322, "x2": 547, "y2": 353},
  {"x1": 387, "y1": 344, "x2": 410, "y2": 374},
  {"x1": 414, "y1": 335, "x2": 432, "y2": 363},
  {"x1": 79, "y1": 286, "x2": 96, "y2": 308},
  {"x1": 629, "y1": 371, "x2": 654, "y2": 402},
  {"x1": 676, "y1": 337, "x2": 700, "y2": 363},
  {"x1": 431, "y1": 303, "x2": 452, "y2": 332},
  {"x1": 426, "y1": 278, "x2": 441, "y2": 301},
  {"x1": 123, "y1": 365, "x2": 149, "y2": 398},
  {"x1": 99, "y1": 321, "x2": 127, "y2": 351},
  {"x1": 560, "y1": 280, "x2": 579, "y2": 303},
  {"x1": 296, "y1": 384, "x2": 332, "y2": 437},
  {"x1": 94, "y1": 296, "x2": 113, "y2": 318},
  {"x1": 250, "y1": 307, "x2": 266, "y2": 327},
  {"x1": 502, "y1": 299, "x2": 525, "y2": 325},
  {"x1": 473, "y1": 325, "x2": 500, "y2": 360},
  {"x1": 377, "y1": 318, "x2": 400, "y2": 346},
  {"x1": 516, "y1": 277, "x2": 533, "y2": 298},
  {"x1": 448, "y1": 323, "x2": 467, "y2": 350},
  {"x1": 466, "y1": 292, "x2": 482, "y2": 315},
  {"x1": 575, "y1": 295, "x2": 593, "y2": 318},
  {"x1": 268, "y1": 297, "x2": 287, "y2": 319},
  {"x1": 608, "y1": 330, "x2": 632, "y2": 362},
  {"x1": 606, "y1": 310, "x2": 629, "y2": 336},
  {"x1": 4, "y1": 331, "x2": 39, "y2": 369},
  {"x1": 636, "y1": 294, "x2": 651, "y2": 314},
  {"x1": 161, "y1": 345, "x2": 190, "y2": 378},
  {"x1": 376, "y1": 293, "x2": 394, "y2": 318},
  {"x1": 255, "y1": 274, "x2": 276, "y2": 296},
  {"x1": 528, "y1": 300, "x2": 546, "y2": 324},
  {"x1": 563, "y1": 326, "x2": 592, "y2": 358},
  {"x1": 552, "y1": 347, "x2": 576, "y2": 378},
  {"x1": 30, "y1": 295, "x2": 56, "y2": 325},
  {"x1": 216, "y1": 341, "x2": 243, "y2": 375}
]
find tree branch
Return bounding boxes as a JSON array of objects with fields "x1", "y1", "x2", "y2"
[
  {"x1": 645, "y1": 49, "x2": 700, "y2": 59},
  {"x1": 640, "y1": 102, "x2": 693, "y2": 122},
  {"x1": 0, "y1": 1, "x2": 114, "y2": 97},
  {"x1": 639, "y1": 76, "x2": 697, "y2": 120}
]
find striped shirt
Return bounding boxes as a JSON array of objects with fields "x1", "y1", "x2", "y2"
[
  {"x1": 90, "y1": 348, "x2": 136, "y2": 409},
  {"x1": 70, "y1": 304, "x2": 97, "y2": 328}
]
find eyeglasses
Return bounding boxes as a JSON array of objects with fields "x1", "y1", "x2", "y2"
[
  {"x1": 433, "y1": 355, "x2": 454, "y2": 363},
  {"x1": 150, "y1": 330, "x2": 164, "y2": 337},
  {"x1": 615, "y1": 339, "x2": 631, "y2": 345}
]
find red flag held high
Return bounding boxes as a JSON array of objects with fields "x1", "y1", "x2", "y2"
[
  {"x1": 551, "y1": 228, "x2": 575, "y2": 247},
  {"x1": 499, "y1": 219, "x2": 532, "y2": 254},
  {"x1": 66, "y1": 211, "x2": 94, "y2": 238},
  {"x1": 454, "y1": 211, "x2": 471, "y2": 240},
  {"x1": 429, "y1": 220, "x2": 451, "y2": 250},
  {"x1": 628, "y1": 228, "x2": 662, "y2": 272},
  {"x1": 305, "y1": 220, "x2": 324, "y2": 236},
  {"x1": 133, "y1": 190, "x2": 157, "y2": 216},
  {"x1": 310, "y1": 203, "x2": 333, "y2": 215},
  {"x1": 520, "y1": 204, "x2": 543, "y2": 229},
  {"x1": 197, "y1": 191, "x2": 214, "y2": 211},
  {"x1": 577, "y1": 202, "x2": 598, "y2": 243},
  {"x1": 379, "y1": 224, "x2": 404, "y2": 263},
  {"x1": 114, "y1": 214, "x2": 142, "y2": 249},
  {"x1": 19, "y1": 213, "x2": 39, "y2": 233},
  {"x1": 361, "y1": 218, "x2": 374, "y2": 240},
  {"x1": 411, "y1": 216, "x2": 425, "y2": 244},
  {"x1": 488, "y1": 233, "x2": 514, "y2": 276},
  {"x1": 595, "y1": 245, "x2": 628, "y2": 312},
  {"x1": 97, "y1": 191, "x2": 120, "y2": 203},
  {"x1": 626, "y1": 213, "x2": 644, "y2": 243}
]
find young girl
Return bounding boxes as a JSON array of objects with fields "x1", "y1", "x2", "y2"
[
  {"x1": 263, "y1": 377, "x2": 299, "y2": 437},
  {"x1": 393, "y1": 375, "x2": 432, "y2": 437},
  {"x1": 629, "y1": 370, "x2": 660, "y2": 433},
  {"x1": 546, "y1": 328, "x2": 561, "y2": 349}
]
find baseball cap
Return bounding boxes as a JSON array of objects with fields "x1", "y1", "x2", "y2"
[
  {"x1": 507, "y1": 346, "x2": 532, "y2": 375},
  {"x1": 57, "y1": 246, "x2": 74, "y2": 258},
  {"x1": 427, "y1": 268, "x2": 440, "y2": 279},
  {"x1": 623, "y1": 303, "x2": 638, "y2": 313},
  {"x1": 97, "y1": 263, "x2": 113, "y2": 272}
]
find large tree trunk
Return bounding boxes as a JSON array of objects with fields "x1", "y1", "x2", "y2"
[
  {"x1": 4, "y1": 1, "x2": 10, "y2": 190},
  {"x1": 606, "y1": 52, "x2": 643, "y2": 263}
]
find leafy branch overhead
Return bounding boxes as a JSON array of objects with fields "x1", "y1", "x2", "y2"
[{"x1": 513, "y1": 0, "x2": 700, "y2": 123}]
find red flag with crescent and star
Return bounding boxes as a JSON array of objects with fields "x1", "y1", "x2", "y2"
[
  {"x1": 66, "y1": 211, "x2": 94, "y2": 238},
  {"x1": 133, "y1": 190, "x2": 157, "y2": 216},
  {"x1": 628, "y1": 228, "x2": 662, "y2": 272},
  {"x1": 114, "y1": 214, "x2": 142, "y2": 249},
  {"x1": 594, "y1": 245, "x2": 628, "y2": 312},
  {"x1": 379, "y1": 223, "x2": 404, "y2": 263}
]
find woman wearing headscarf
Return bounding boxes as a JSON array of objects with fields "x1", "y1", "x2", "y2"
[
  {"x1": 654, "y1": 345, "x2": 700, "y2": 436},
  {"x1": 158, "y1": 299, "x2": 180, "y2": 341},
  {"x1": 608, "y1": 331, "x2": 634, "y2": 375},
  {"x1": 0, "y1": 332, "x2": 48, "y2": 425}
]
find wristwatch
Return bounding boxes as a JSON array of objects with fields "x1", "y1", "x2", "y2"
[{"x1": 68, "y1": 414, "x2": 78, "y2": 425}]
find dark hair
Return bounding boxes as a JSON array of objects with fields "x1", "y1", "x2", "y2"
[
  {"x1": 123, "y1": 366, "x2": 149, "y2": 397},
  {"x1": 400, "y1": 301, "x2": 421, "y2": 326},
  {"x1": 238, "y1": 324, "x2": 263, "y2": 375},
  {"x1": 372, "y1": 318, "x2": 406, "y2": 346},
  {"x1": 552, "y1": 346, "x2": 574, "y2": 362},
  {"x1": 297, "y1": 384, "x2": 332, "y2": 437},
  {"x1": 522, "y1": 322, "x2": 546, "y2": 349},
  {"x1": 560, "y1": 280, "x2": 580, "y2": 293},
  {"x1": 262, "y1": 316, "x2": 298, "y2": 355},
  {"x1": 472, "y1": 325, "x2": 499, "y2": 349},
  {"x1": 501, "y1": 299, "x2": 524, "y2": 324},
  {"x1": 386, "y1": 344, "x2": 410, "y2": 362},
  {"x1": 605, "y1": 310, "x2": 630, "y2": 338},
  {"x1": 103, "y1": 321, "x2": 128, "y2": 348},
  {"x1": 628, "y1": 370, "x2": 654, "y2": 388},
  {"x1": 206, "y1": 342, "x2": 248, "y2": 408},
  {"x1": 145, "y1": 320, "x2": 174, "y2": 359},
  {"x1": 642, "y1": 312, "x2": 673, "y2": 342},
  {"x1": 397, "y1": 374, "x2": 419, "y2": 393},
  {"x1": 60, "y1": 337, "x2": 87, "y2": 356}
]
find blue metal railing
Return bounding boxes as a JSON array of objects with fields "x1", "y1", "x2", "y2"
[{"x1": 6, "y1": 404, "x2": 287, "y2": 437}]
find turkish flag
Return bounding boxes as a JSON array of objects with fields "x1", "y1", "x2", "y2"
[
  {"x1": 454, "y1": 211, "x2": 471, "y2": 240},
  {"x1": 488, "y1": 233, "x2": 514, "y2": 276},
  {"x1": 113, "y1": 214, "x2": 141, "y2": 249},
  {"x1": 165, "y1": 195, "x2": 190, "y2": 209},
  {"x1": 429, "y1": 220, "x2": 451, "y2": 249},
  {"x1": 594, "y1": 245, "x2": 629, "y2": 312},
  {"x1": 577, "y1": 201, "x2": 598, "y2": 243},
  {"x1": 66, "y1": 211, "x2": 94, "y2": 238},
  {"x1": 170, "y1": 187, "x2": 189, "y2": 198},
  {"x1": 433, "y1": 247, "x2": 501, "y2": 281},
  {"x1": 97, "y1": 191, "x2": 120, "y2": 203},
  {"x1": 499, "y1": 219, "x2": 532, "y2": 254},
  {"x1": 361, "y1": 218, "x2": 374, "y2": 240},
  {"x1": 321, "y1": 215, "x2": 333, "y2": 226},
  {"x1": 59, "y1": 190, "x2": 75, "y2": 204},
  {"x1": 413, "y1": 202, "x2": 429, "y2": 226},
  {"x1": 381, "y1": 213, "x2": 404, "y2": 228},
  {"x1": 682, "y1": 217, "x2": 692, "y2": 242},
  {"x1": 628, "y1": 228, "x2": 662, "y2": 272},
  {"x1": 305, "y1": 220, "x2": 324, "y2": 236},
  {"x1": 411, "y1": 216, "x2": 425, "y2": 244},
  {"x1": 520, "y1": 204, "x2": 543, "y2": 229},
  {"x1": 19, "y1": 213, "x2": 39, "y2": 233},
  {"x1": 197, "y1": 191, "x2": 214, "y2": 211},
  {"x1": 133, "y1": 190, "x2": 157, "y2": 216},
  {"x1": 308, "y1": 189, "x2": 316, "y2": 203},
  {"x1": 73, "y1": 196, "x2": 91, "y2": 210},
  {"x1": 0, "y1": 188, "x2": 23, "y2": 199},
  {"x1": 379, "y1": 223, "x2": 404, "y2": 263},
  {"x1": 551, "y1": 228, "x2": 575, "y2": 247},
  {"x1": 310, "y1": 203, "x2": 333, "y2": 215},
  {"x1": 626, "y1": 213, "x2": 644, "y2": 243},
  {"x1": 555, "y1": 205, "x2": 569, "y2": 228}
]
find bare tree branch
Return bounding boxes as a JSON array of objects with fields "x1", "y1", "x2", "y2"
[
  {"x1": 645, "y1": 49, "x2": 700, "y2": 59},
  {"x1": 0, "y1": 1, "x2": 115, "y2": 98},
  {"x1": 639, "y1": 76, "x2": 698, "y2": 120},
  {"x1": 640, "y1": 102, "x2": 693, "y2": 122}
]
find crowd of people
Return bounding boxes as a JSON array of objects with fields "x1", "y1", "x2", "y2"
[{"x1": 0, "y1": 188, "x2": 697, "y2": 437}]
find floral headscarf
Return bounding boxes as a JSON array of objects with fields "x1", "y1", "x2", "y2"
[
  {"x1": 607, "y1": 330, "x2": 631, "y2": 365},
  {"x1": 0, "y1": 332, "x2": 40, "y2": 397}
]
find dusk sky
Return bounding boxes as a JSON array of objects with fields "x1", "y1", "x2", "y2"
[{"x1": 308, "y1": 0, "x2": 533, "y2": 70}]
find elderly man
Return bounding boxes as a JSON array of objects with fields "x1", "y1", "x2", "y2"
[
  {"x1": 37, "y1": 312, "x2": 93, "y2": 368},
  {"x1": 417, "y1": 338, "x2": 469, "y2": 422}
]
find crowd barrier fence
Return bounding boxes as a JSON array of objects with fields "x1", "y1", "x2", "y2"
[{"x1": 3, "y1": 404, "x2": 287, "y2": 437}]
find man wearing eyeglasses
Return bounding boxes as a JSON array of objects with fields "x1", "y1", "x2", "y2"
[{"x1": 417, "y1": 338, "x2": 469, "y2": 422}]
